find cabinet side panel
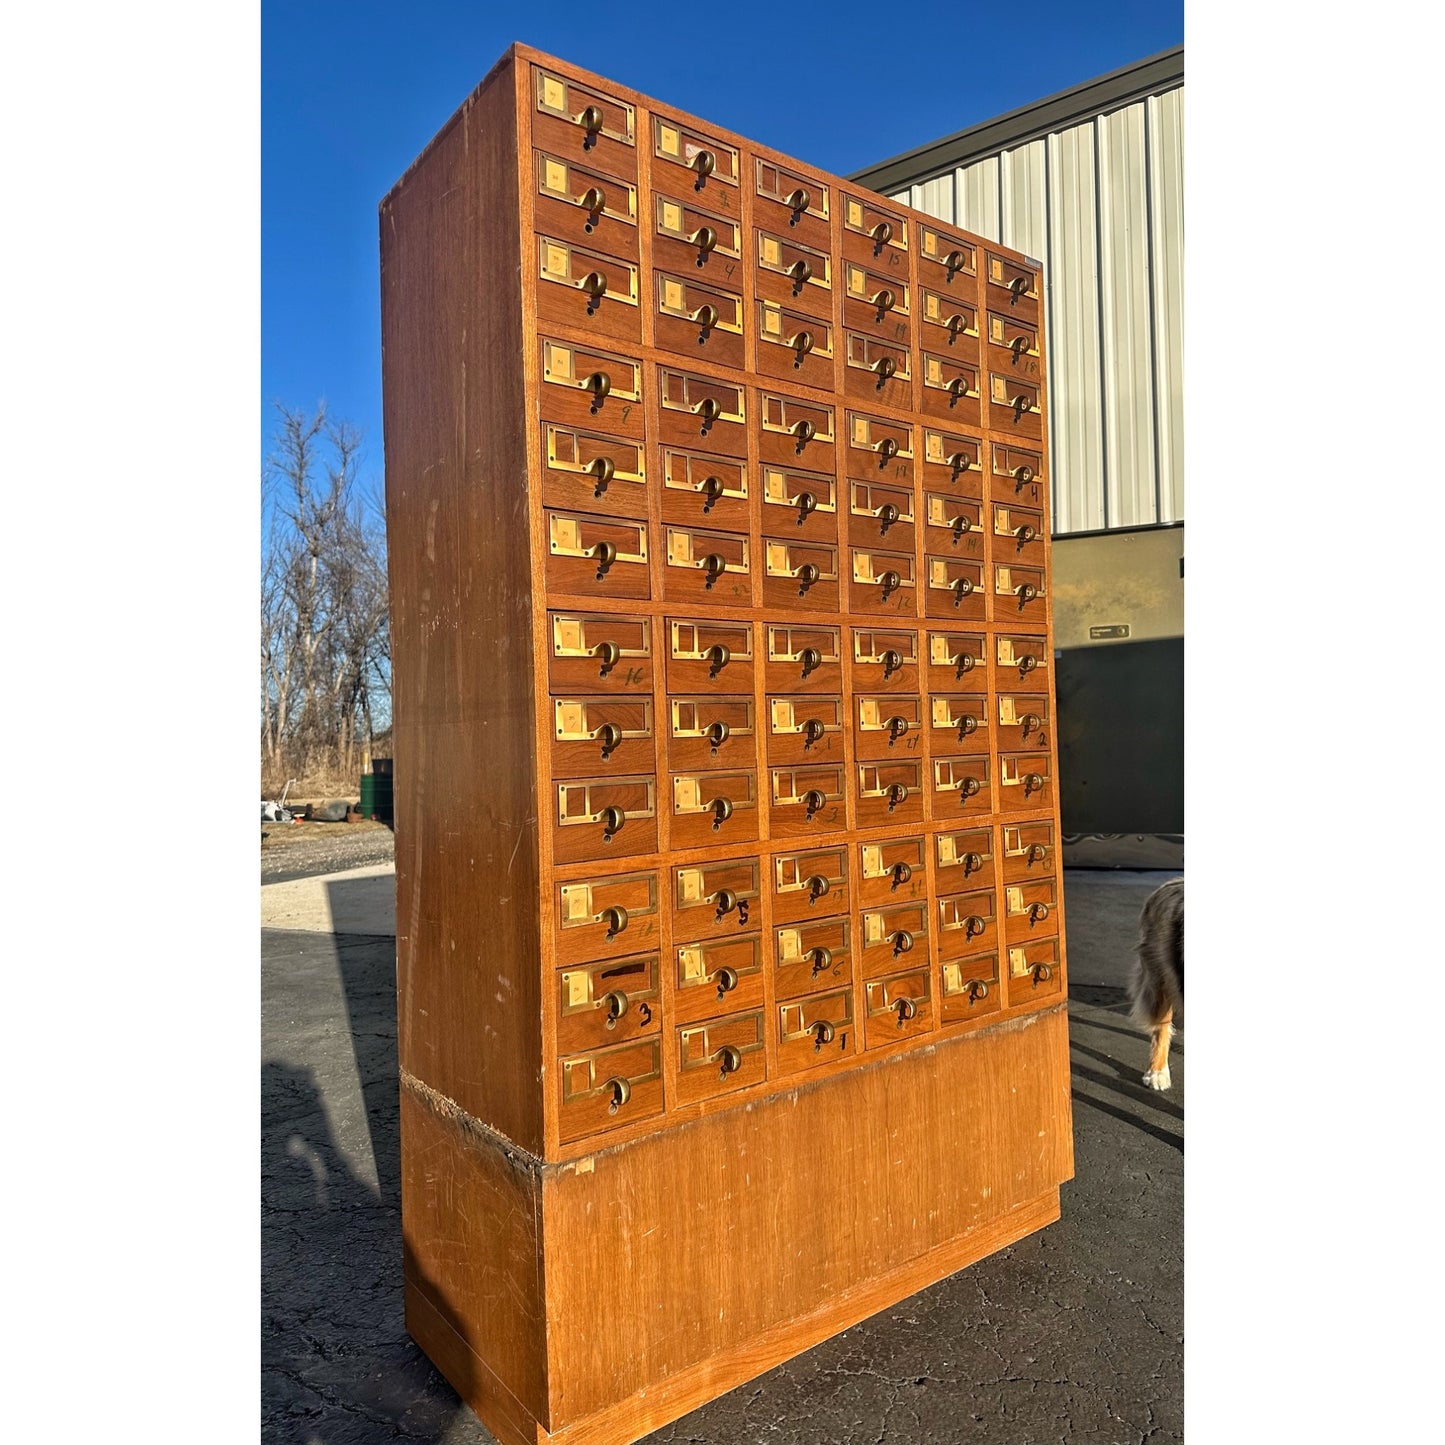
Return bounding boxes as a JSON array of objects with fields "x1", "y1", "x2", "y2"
[{"x1": 381, "y1": 57, "x2": 543, "y2": 1150}]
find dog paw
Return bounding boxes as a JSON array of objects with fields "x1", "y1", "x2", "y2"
[{"x1": 1142, "y1": 1066, "x2": 1172, "y2": 1091}]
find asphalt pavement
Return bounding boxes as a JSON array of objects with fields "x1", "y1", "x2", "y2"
[{"x1": 262, "y1": 866, "x2": 1182, "y2": 1444}]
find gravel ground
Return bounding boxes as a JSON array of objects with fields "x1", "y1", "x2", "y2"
[{"x1": 262, "y1": 822, "x2": 397, "y2": 884}]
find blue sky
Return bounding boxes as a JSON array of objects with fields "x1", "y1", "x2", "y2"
[{"x1": 262, "y1": 0, "x2": 1182, "y2": 487}]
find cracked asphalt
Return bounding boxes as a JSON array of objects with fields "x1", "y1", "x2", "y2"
[{"x1": 262, "y1": 870, "x2": 1182, "y2": 1444}]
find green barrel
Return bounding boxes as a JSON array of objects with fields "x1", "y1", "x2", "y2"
[{"x1": 359, "y1": 766, "x2": 394, "y2": 824}]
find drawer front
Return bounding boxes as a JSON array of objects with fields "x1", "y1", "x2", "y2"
[
  {"x1": 651, "y1": 113, "x2": 741, "y2": 191},
  {"x1": 994, "y1": 562, "x2": 1048, "y2": 622},
  {"x1": 766, "y1": 694, "x2": 846, "y2": 766},
  {"x1": 672, "y1": 855, "x2": 761, "y2": 939},
  {"x1": 765, "y1": 622, "x2": 843, "y2": 694},
  {"x1": 544, "y1": 510, "x2": 650, "y2": 600},
  {"x1": 659, "y1": 446, "x2": 749, "y2": 530},
  {"x1": 923, "y1": 492, "x2": 986, "y2": 561},
  {"x1": 554, "y1": 870, "x2": 661, "y2": 966},
  {"x1": 934, "y1": 826, "x2": 997, "y2": 892},
  {"x1": 855, "y1": 759, "x2": 924, "y2": 829},
  {"x1": 995, "y1": 630, "x2": 1051, "y2": 686},
  {"x1": 658, "y1": 367, "x2": 748, "y2": 456},
  {"x1": 536, "y1": 236, "x2": 641, "y2": 342},
  {"x1": 667, "y1": 617, "x2": 755, "y2": 692},
  {"x1": 756, "y1": 299, "x2": 835, "y2": 390},
  {"x1": 541, "y1": 421, "x2": 647, "y2": 517},
  {"x1": 985, "y1": 309, "x2": 1042, "y2": 378},
  {"x1": 863, "y1": 968, "x2": 933, "y2": 1047},
  {"x1": 651, "y1": 190, "x2": 742, "y2": 277},
  {"x1": 854, "y1": 693, "x2": 924, "y2": 761},
  {"x1": 539, "y1": 337, "x2": 644, "y2": 435},
  {"x1": 847, "y1": 476, "x2": 916, "y2": 552},
  {"x1": 753, "y1": 157, "x2": 831, "y2": 250},
  {"x1": 667, "y1": 695, "x2": 757, "y2": 773},
  {"x1": 554, "y1": 776, "x2": 658, "y2": 863},
  {"x1": 932, "y1": 755, "x2": 993, "y2": 817},
  {"x1": 773, "y1": 917, "x2": 852, "y2": 1001},
  {"x1": 662, "y1": 523, "x2": 752, "y2": 605},
  {"x1": 859, "y1": 899, "x2": 929, "y2": 976},
  {"x1": 759, "y1": 463, "x2": 838, "y2": 539},
  {"x1": 922, "y1": 425, "x2": 985, "y2": 495},
  {"x1": 989, "y1": 438, "x2": 1047, "y2": 507},
  {"x1": 858, "y1": 834, "x2": 928, "y2": 906},
  {"x1": 924, "y1": 554, "x2": 986, "y2": 620},
  {"x1": 556, "y1": 952, "x2": 660, "y2": 1054},
  {"x1": 757, "y1": 391, "x2": 836, "y2": 470},
  {"x1": 551, "y1": 695, "x2": 654, "y2": 775},
  {"x1": 996, "y1": 692, "x2": 1052, "y2": 752},
  {"x1": 985, "y1": 250, "x2": 1042, "y2": 324},
  {"x1": 548, "y1": 611, "x2": 652, "y2": 693},
  {"x1": 921, "y1": 351, "x2": 982, "y2": 426},
  {"x1": 845, "y1": 410, "x2": 914, "y2": 480},
  {"x1": 841, "y1": 192, "x2": 909, "y2": 265},
  {"x1": 917, "y1": 223, "x2": 977, "y2": 291},
  {"x1": 531, "y1": 68, "x2": 637, "y2": 178},
  {"x1": 670, "y1": 769, "x2": 760, "y2": 849},
  {"x1": 936, "y1": 887, "x2": 999, "y2": 961},
  {"x1": 849, "y1": 547, "x2": 916, "y2": 615},
  {"x1": 992, "y1": 501, "x2": 1047, "y2": 567},
  {"x1": 852, "y1": 626, "x2": 920, "y2": 693},
  {"x1": 928, "y1": 693, "x2": 989, "y2": 755},
  {"x1": 1006, "y1": 937, "x2": 1062, "y2": 1006},
  {"x1": 532, "y1": 150, "x2": 639, "y2": 258},
  {"x1": 842, "y1": 259, "x2": 911, "y2": 338},
  {"x1": 777, "y1": 988, "x2": 857, "y2": 1075},
  {"x1": 1000, "y1": 820, "x2": 1058, "y2": 884},
  {"x1": 769, "y1": 764, "x2": 847, "y2": 836},
  {"x1": 761, "y1": 536, "x2": 841, "y2": 614},
  {"x1": 674, "y1": 1009, "x2": 767, "y2": 1106},
  {"x1": 1003, "y1": 876, "x2": 1061, "y2": 945},
  {"x1": 557, "y1": 1037, "x2": 662, "y2": 1145},
  {"x1": 654, "y1": 271, "x2": 745, "y2": 369},
  {"x1": 843, "y1": 329, "x2": 913, "y2": 409},
  {"x1": 771, "y1": 845, "x2": 850, "y2": 925},
  {"x1": 940, "y1": 952, "x2": 1001, "y2": 1026},
  {"x1": 674, "y1": 934, "x2": 764, "y2": 1024},
  {"x1": 919, "y1": 285, "x2": 980, "y2": 356},
  {"x1": 998, "y1": 751, "x2": 1055, "y2": 812},
  {"x1": 754, "y1": 230, "x2": 833, "y2": 316},
  {"x1": 925, "y1": 628, "x2": 987, "y2": 691},
  {"x1": 987, "y1": 371, "x2": 1043, "y2": 439}
]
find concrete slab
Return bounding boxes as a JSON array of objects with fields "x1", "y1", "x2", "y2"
[{"x1": 260, "y1": 863, "x2": 396, "y2": 935}]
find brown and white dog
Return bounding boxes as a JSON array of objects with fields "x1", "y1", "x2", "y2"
[{"x1": 1129, "y1": 877, "x2": 1183, "y2": 1090}]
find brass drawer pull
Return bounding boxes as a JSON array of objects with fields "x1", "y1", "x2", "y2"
[
  {"x1": 1010, "y1": 334, "x2": 1029, "y2": 361},
  {"x1": 579, "y1": 104, "x2": 605, "y2": 136},
  {"x1": 1021, "y1": 713, "x2": 1042, "y2": 737},
  {"x1": 1022, "y1": 772, "x2": 1045, "y2": 797},
  {"x1": 806, "y1": 874, "x2": 831, "y2": 903},
  {"x1": 597, "y1": 722, "x2": 623, "y2": 756},
  {"x1": 951, "y1": 514, "x2": 971, "y2": 539},
  {"x1": 948, "y1": 376, "x2": 970, "y2": 402},
  {"x1": 949, "y1": 450, "x2": 972, "y2": 476},
  {"x1": 1018, "y1": 654, "x2": 1039, "y2": 675},
  {"x1": 1009, "y1": 274, "x2": 1029, "y2": 299},
  {"x1": 692, "y1": 149, "x2": 717, "y2": 179},
  {"x1": 602, "y1": 989, "x2": 630, "y2": 1024},
  {"x1": 579, "y1": 185, "x2": 606, "y2": 219},
  {"x1": 881, "y1": 648, "x2": 903, "y2": 677},
  {"x1": 788, "y1": 258, "x2": 812, "y2": 287},
  {"x1": 800, "y1": 646, "x2": 823, "y2": 675},
  {"x1": 1014, "y1": 464, "x2": 1035, "y2": 487},
  {"x1": 606, "y1": 1075, "x2": 631, "y2": 1111},
  {"x1": 1028, "y1": 902, "x2": 1051, "y2": 924},
  {"x1": 710, "y1": 796, "x2": 734, "y2": 829},
  {"x1": 802, "y1": 717, "x2": 826, "y2": 746},
  {"x1": 886, "y1": 715, "x2": 909, "y2": 743},
  {"x1": 602, "y1": 905, "x2": 629, "y2": 937},
  {"x1": 593, "y1": 639, "x2": 621, "y2": 672},
  {"x1": 876, "y1": 437, "x2": 899, "y2": 462},
  {"x1": 585, "y1": 370, "x2": 611, "y2": 401},
  {"x1": 962, "y1": 851, "x2": 984, "y2": 875},
  {"x1": 785, "y1": 186, "x2": 810, "y2": 214},
  {"x1": 693, "y1": 303, "x2": 720, "y2": 333},
  {"x1": 1032, "y1": 961, "x2": 1053, "y2": 985},
  {"x1": 795, "y1": 490, "x2": 818, "y2": 520},
  {"x1": 581, "y1": 270, "x2": 608, "y2": 300},
  {"x1": 796, "y1": 561, "x2": 820, "y2": 590},
  {"x1": 870, "y1": 220, "x2": 893, "y2": 247},
  {"x1": 1011, "y1": 393, "x2": 1034, "y2": 418},
  {"x1": 702, "y1": 552, "x2": 727, "y2": 586},
  {"x1": 1025, "y1": 842, "x2": 1048, "y2": 864},
  {"x1": 714, "y1": 967, "x2": 739, "y2": 1001},
  {"x1": 600, "y1": 805, "x2": 626, "y2": 837},
  {"x1": 589, "y1": 455, "x2": 615, "y2": 494},
  {"x1": 873, "y1": 356, "x2": 896, "y2": 383},
  {"x1": 945, "y1": 313, "x2": 968, "y2": 341},
  {"x1": 879, "y1": 570, "x2": 901, "y2": 598},
  {"x1": 952, "y1": 650, "x2": 975, "y2": 679},
  {"x1": 802, "y1": 789, "x2": 826, "y2": 817},
  {"x1": 886, "y1": 783, "x2": 908, "y2": 811},
  {"x1": 964, "y1": 915, "x2": 986, "y2": 939},
  {"x1": 705, "y1": 720, "x2": 731, "y2": 748},
  {"x1": 810, "y1": 946, "x2": 833, "y2": 975},
  {"x1": 877, "y1": 503, "x2": 900, "y2": 532},
  {"x1": 944, "y1": 249, "x2": 968, "y2": 274},
  {"x1": 715, "y1": 1043, "x2": 742, "y2": 1077},
  {"x1": 957, "y1": 776, "x2": 981, "y2": 798},
  {"x1": 792, "y1": 418, "x2": 816, "y2": 445},
  {"x1": 700, "y1": 474, "x2": 724, "y2": 510},
  {"x1": 812, "y1": 1019, "x2": 835, "y2": 1050},
  {"x1": 891, "y1": 861, "x2": 912, "y2": 887},
  {"x1": 871, "y1": 287, "x2": 895, "y2": 316},
  {"x1": 1016, "y1": 582, "x2": 1039, "y2": 603},
  {"x1": 590, "y1": 539, "x2": 618, "y2": 574},
  {"x1": 792, "y1": 330, "x2": 815, "y2": 363},
  {"x1": 968, "y1": 979, "x2": 989, "y2": 1003},
  {"x1": 1015, "y1": 524, "x2": 1038, "y2": 546},
  {"x1": 894, "y1": 996, "x2": 915, "y2": 1024},
  {"x1": 707, "y1": 643, "x2": 731, "y2": 674},
  {"x1": 890, "y1": 929, "x2": 914, "y2": 955},
  {"x1": 695, "y1": 396, "x2": 721, "y2": 424},
  {"x1": 956, "y1": 715, "x2": 978, "y2": 740},
  {"x1": 693, "y1": 225, "x2": 718, "y2": 257},
  {"x1": 953, "y1": 577, "x2": 974, "y2": 604},
  {"x1": 713, "y1": 888, "x2": 739, "y2": 916}
]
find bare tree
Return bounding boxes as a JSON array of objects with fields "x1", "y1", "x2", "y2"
[{"x1": 261, "y1": 402, "x2": 390, "y2": 785}]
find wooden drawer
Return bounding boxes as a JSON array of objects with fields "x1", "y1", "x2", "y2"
[
  {"x1": 939, "y1": 952, "x2": 1001, "y2": 1027},
  {"x1": 863, "y1": 968, "x2": 933, "y2": 1047},
  {"x1": 531, "y1": 66, "x2": 637, "y2": 180},
  {"x1": 851, "y1": 625, "x2": 920, "y2": 693},
  {"x1": 933, "y1": 826, "x2": 996, "y2": 892},
  {"x1": 758, "y1": 462, "x2": 839, "y2": 540},
  {"x1": 855, "y1": 759, "x2": 924, "y2": 830},
  {"x1": 662, "y1": 523, "x2": 752, "y2": 605},
  {"x1": 650, "y1": 189, "x2": 742, "y2": 278},
  {"x1": 756, "y1": 299, "x2": 835, "y2": 390},
  {"x1": 843, "y1": 329, "x2": 913, "y2": 410},
  {"x1": 985, "y1": 309, "x2": 1043, "y2": 383},
  {"x1": 757, "y1": 390, "x2": 835, "y2": 470},
  {"x1": 986, "y1": 371, "x2": 1043, "y2": 440},
  {"x1": 765, "y1": 694, "x2": 846, "y2": 767},
  {"x1": 765, "y1": 621, "x2": 843, "y2": 694},
  {"x1": 842, "y1": 258, "x2": 911, "y2": 340},
  {"x1": 674, "y1": 1009, "x2": 767, "y2": 1107},
  {"x1": 532, "y1": 150, "x2": 639, "y2": 260},
  {"x1": 550, "y1": 695, "x2": 654, "y2": 776},
  {"x1": 650, "y1": 112, "x2": 741, "y2": 193},
  {"x1": 658, "y1": 366, "x2": 747, "y2": 456},
  {"x1": 540, "y1": 420, "x2": 647, "y2": 517},
  {"x1": 921, "y1": 351, "x2": 982, "y2": 426},
  {"x1": 659, "y1": 446, "x2": 749, "y2": 530},
  {"x1": 927, "y1": 693, "x2": 989, "y2": 756},
  {"x1": 993, "y1": 562, "x2": 1048, "y2": 624},
  {"x1": 859, "y1": 899, "x2": 929, "y2": 977},
  {"x1": 553, "y1": 870, "x2": 661, "y2": 966},
  {"x1": 996, "y1": 692, "x2": 1052, "y2": 752},
  {"x1": 538, "y1": 336, "x2": 644, "y2": 437},
  {"x1": 1000, "y1": 819, "x2": 1058, "y2": 883},
  {"x1": 995, "y1": 630, "x2": 1051, "y2": 687},
  {"x1": 923, "y1": 492, "x2": 986, "y2": 562},
  {"x1": 544, "y1": 509, "x2": 650, "y2": 600},
  {"x1": 931, "y1": 755, "x2": 992, "y2": 819},
  {"x1": 666, "y1": 695, "x2": 757, "y2": 774},
  {"x1": 925, "y1": 628, "x2": 986, "y2": 691},
  {"x1": 674, "y1": 934, "x2": 764, "y2": 1025},
  {"x1": 770, "y1": 844, "x2": 850, "y2": 926},
  {"x1": 547, "y1": 611, "x2": 652, "y2": 694},
  {"x1": 998, "y1": 751, "x2": 1055, "y2": 813},
  {"x1": 667, "y1": 617, "x2": 755, "y2": 692},
  {"x1": 936, "y1": 887, "x2": 999, "y2": 961},
  {"x1": 769, "y1": 764, "x2": 846, "y2": 836},
  {"x1": 840, "y1": 191, "x2": 909, "y2": 268},
  {"x1": 1005, "y1": 937, "x2": 1062, "y2": 1007},
  {"x1": 1003, "y1": 875, "x2": 1061, "y2": 946},
  {"x1": 653, "y1": 270, "x2": 745, "y2": 370},
  {"x1": 992, "y1": 500, "x2": 1047, "y2": 568},
  {"x1": 753, "y1": 230, "x2": 833, "y2": 317},
  {"x1": 846, "y1": 476, "x2": 916, "y2": 552},
  {"x1": 556, "y1": 952, "x2": 660, "y2": 1054},
  {"x1": 858, "y1": 834, "x2": 927, "y2": 906},
  {"x1": 853, "y1": 694, "x2": 923, "y2": 762},
  {"x1": 989, "y1": 437, "x2": 1047, "y2": 507},
  {"x1": 922, "y1": 425, "x2": 985, "y2": 496},
  {"x1": 535, "y1": 235, "x2": 641, "y2": 343},
  {"x1": 924, "y1": 554, "x2": 986, "y2": 621},
  {"x1": 916, "y1": 221, "x2": 978, "y2": 293},
  {"x1": 761, "y1": 536, "x2": 841, "y2": 614},
  {"x1": 557, "y1": 1037, "x2": 662, "y2": 1146},
  {"x1": 849, "y1": 546, "x2": 916, "y2": 616},
  {"x1": 776, "y1": 988, "x2": 857, "y2": 1075},
  {"x1": 669, "y1": 769, "x2": 760, "y2": 849},
  {"x1": 919, "y1": 284, "x2": 981, "y2": 358},
  {"x1": 844, "y1": 410, "x2": 914, "y2": 483},
  {"x1": 553, "y1": 775, "x2": 658, "y2": 863},
  {"x1": 672, "y1": 855, "x2": 761, "y2": 939},
  {"x1": 984, "y1": 249, "x2": 1042, "y2": 325},
  {"x1": 773, "y1": 917, "x2": 852, "y2": 1001},
  {"x1": 753, "y1": 157, "x2": 831, "y2": 251}
]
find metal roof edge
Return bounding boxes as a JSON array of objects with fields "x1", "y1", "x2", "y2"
[{"x1": 849, "y1": 46, "x2": 1184, "y2": 194}]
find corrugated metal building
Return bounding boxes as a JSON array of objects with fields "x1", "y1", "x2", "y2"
[{"x1": 852, "y1": 49, "x2": 1184, "y2": 864}]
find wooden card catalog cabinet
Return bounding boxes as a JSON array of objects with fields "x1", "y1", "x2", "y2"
[{"x1": 381, "y1": 44, "x2": 1071, "y2": 1445}]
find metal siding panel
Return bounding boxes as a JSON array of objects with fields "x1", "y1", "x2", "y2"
[
  {"x1": 1046, "y1": 124, "x2": 1105, "y2": 533},
  {"x1": 905, "y1": 176, "x2": 955, "y2": 225},
  {"x1": 956, "y1": 158, "x2": 1001, "y2": 240},
  {"x1": 1148, "y1": 90, "x2": 1184, "y2": 523},
  {"x1": 1000, "y1": 140, "x2": 1047, "y2": 261},
  {"x1": 1097, "y1": 103, "x2": 1157, "y2": 528}
]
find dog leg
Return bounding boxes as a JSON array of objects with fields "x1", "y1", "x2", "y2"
[{"x1": 1142, "y1": 1007, "x2": 1173, "y2": 1091}]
